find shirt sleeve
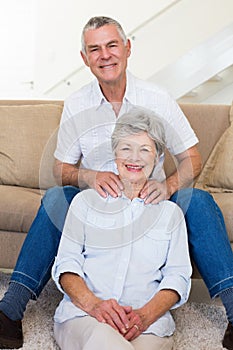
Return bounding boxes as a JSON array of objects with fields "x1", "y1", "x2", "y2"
[
  {"x1": 161, "y1": 94, "x2": 199, "y2": 155},
  {"x1": 51, "y1": 193, "x2": 87, "y2": 293},
  {"x1": 54, "y1": 101, "x2": 82, "y2": 164},
  {"x1": 157, "y1": 204, "x2": 192, "y2": 307}
]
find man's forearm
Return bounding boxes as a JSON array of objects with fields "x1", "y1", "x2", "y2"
[
  {"x1": 53, "y1": 160, "x2": 96, "y2": 188},
  {"x1": 166, "y1": 159, "x2": 200, "y2": 196},
  {"x1": 166, "y1": 147, "x2": 202, "y2": 197},
  {"x1": 53, "y1": 159, "x2": 123, "y2": 197}
]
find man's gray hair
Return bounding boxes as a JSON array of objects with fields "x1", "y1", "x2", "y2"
[
  {"x1": 81, "y1": 16, "x2": 127, "y2": 54},
  {"x1": 111, "y1": 107, "x2": 165, "y2": 157}
]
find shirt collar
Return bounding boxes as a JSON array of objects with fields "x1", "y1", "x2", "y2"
[
  {"x1": 92, "y1": 70, "x2": 137, "y2": 108},
  {"x1": 92, "y1": 79, "x2": 105, "y2": 107},
  {"x1": 108, "y1": 191, "x2": 145, "y2": 204},
  {"x1": 124, "y1": 70, "x2": 137, "y2": 105}
]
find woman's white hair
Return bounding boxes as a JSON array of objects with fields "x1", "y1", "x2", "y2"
[
  {"x1": 81, "y1": 16, "x2": 127, "y2": 54},
  {"x1": 111, "y1": 107, "x2": 165, "y2": 157}
]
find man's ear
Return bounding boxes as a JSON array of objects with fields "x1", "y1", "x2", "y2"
[
  {"x1": 126, "y1": 39, "x2": 131, "y2": 58},
  {"x1": 80, "y1": 51, "x2": 89, "y2": 67}
]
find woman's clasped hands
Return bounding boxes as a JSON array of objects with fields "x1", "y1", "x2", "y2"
[{"x1": 88, "y1": 298, "x2": 145, "y2": 341}]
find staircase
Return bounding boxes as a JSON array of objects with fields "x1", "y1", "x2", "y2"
[{"x1": 34, "y1": 0, "x2": 233, "y2": 103}]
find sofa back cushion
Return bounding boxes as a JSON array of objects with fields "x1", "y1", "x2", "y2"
[
  {"x1": 0, "y1": 104, "x2": 63, "y2": 189},
  {"x1": 195, "y1": 102, "x2": 233, "y2": 192},
  {"x1": 164, "y1": 103, "x2": 230, "y2": 177}
]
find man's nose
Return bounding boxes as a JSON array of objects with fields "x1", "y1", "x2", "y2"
[{"x1": 100, "y1": 47, "x2": 111, "y2": 59}]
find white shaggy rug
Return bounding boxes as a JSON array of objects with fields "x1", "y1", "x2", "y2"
[{"x1": 0, "y1": 272, "x2": 229, "y2": 349}]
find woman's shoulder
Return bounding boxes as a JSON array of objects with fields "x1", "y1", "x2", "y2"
[
  {"x1": 71, "y1": 188, "x2": 99, "y2": 203},
  {"x1": 71, "y1": 189, "x2": 112, "y2": 208},
  {"x1": 147, "y1": 200, "x2": 184, "y2": 223}
]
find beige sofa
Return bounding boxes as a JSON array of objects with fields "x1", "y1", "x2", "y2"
[{"x1": 0, "y1": 100, "x2": 233, "y2": 277}]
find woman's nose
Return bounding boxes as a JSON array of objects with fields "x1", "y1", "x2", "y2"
[{"x1": 130, "y1": 149, "x2": 140, "y2": 162}]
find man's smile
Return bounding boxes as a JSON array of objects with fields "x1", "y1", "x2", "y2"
[{"x1": 99, "y1": 63, "x2": 117, "y2": 69}]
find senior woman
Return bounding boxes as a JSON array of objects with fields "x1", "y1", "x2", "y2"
[{"x1": 52, "y1": 107, "x2": 192, "y2": 350}]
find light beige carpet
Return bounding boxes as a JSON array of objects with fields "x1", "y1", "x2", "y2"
[{"x1": 0, "y1": 272, "x2": 228, "y2": 349}]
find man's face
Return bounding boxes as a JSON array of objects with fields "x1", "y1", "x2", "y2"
[{"x1": 81, "y1": 24, "x2": 131, "y2": 86}]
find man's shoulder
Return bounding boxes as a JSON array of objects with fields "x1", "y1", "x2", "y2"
[
  {"x1": 63, "y1": 79, "x2": 100, "y2": 117},
  {"x1": 65, "y1": 80, "x2": 95, "y2": 105},
  {"x1": 129, "y1": 71, "x2": 171, "y2": 97}
]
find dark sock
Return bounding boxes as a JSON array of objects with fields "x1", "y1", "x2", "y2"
[
  {"x1": 0, "y1": 282, "x2": 32, "y2": 321},
  {"x1": 220, "y1": 287, "x2": 233, "y2": 324}
]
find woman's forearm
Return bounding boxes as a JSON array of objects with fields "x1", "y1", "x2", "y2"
[
  {"x1": 59, "y1": 272, "x2": 100, "y2": 313},
  {"x1": 136, "y1": 289, "x2": 180, "y2": 330},
  {"x1": 60, "y1": 272, "x2": 132, "y2": 333}
]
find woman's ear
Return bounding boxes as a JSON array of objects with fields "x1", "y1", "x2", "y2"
[
  {"x1": 154, "y1": 153, "x2": 159, "y2": 166},
  {"x1": 113, "y1": 160, "x2": 120, "y2": 175}
]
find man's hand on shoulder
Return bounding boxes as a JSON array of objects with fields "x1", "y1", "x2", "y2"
[
  {"x1": 139, "y1": 179, "x2": 169, "y2": 204},
  {"x1": 53, "y1": 159, "x2": 123, "y2": 198},
  {"x1": 88, "y1": 171, "x2": 124, "y2": 198}
]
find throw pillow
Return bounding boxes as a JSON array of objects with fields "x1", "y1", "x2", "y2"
[{"x1": 195, "y1": 103, "x2": 233, "y2": 192}]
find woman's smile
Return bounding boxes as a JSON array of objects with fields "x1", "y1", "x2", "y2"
[{"x1": 125, "y1": 164, "x2": 144, "y2": 172}]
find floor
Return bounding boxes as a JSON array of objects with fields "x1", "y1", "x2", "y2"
[{"x1": 189, "y1": 278, "x2": 222, "y2": 306}]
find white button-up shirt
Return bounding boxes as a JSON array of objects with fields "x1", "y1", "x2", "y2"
[
  {"x1": 54, "y1": 71, "x2": 198, "y2": 182},
  {"x1": 52, "y1": 189, "x2": 192, "y2": 337}
]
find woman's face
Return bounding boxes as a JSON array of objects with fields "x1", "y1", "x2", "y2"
[{"x1": 115, "y1": 131, "x2": 157, "y2": 185}]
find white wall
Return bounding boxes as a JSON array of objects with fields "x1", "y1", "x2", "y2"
[
  {"x1": 129, "y1": 0, "x2": 233, "y2": 78},
  {"x1": 0, "y1": 0, "x2": 35, "y2": 98},
  {"x1": 1, "y1": 0, "x2": 232, "y2": 103}
]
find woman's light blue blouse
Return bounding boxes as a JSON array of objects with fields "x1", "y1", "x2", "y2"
[{"x1": 52, "y1": 189, "x2": 192, "y2": 337}]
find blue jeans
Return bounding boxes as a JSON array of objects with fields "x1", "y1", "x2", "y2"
[
  {"x1": 11, "y1": 186, "x2": 233, "y2": 299},
  {"x1": 171, "y1": 188, "x2": 233, "y2": 298}
]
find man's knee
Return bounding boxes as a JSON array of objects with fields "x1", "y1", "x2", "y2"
[
  {"x1": 41, "y1": 186, "x2": 80, "y2": 231},
  {"x1": 43, "y1": 186, "x2": 79, "y2": 206},
  {"x1": 171, "y1": 188, "x2": 214, "y2": 215}
]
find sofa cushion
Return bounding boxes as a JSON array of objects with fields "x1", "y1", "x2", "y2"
[
  {"x1": 195, "y1": 103, "x2": 233, "y2": 192},
  {"x1": 0, "y1": 185, "x2": 43, "y2": 233},
  {"x1": 0, "y1": 104, "x2": 62, "y2": 189}
]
